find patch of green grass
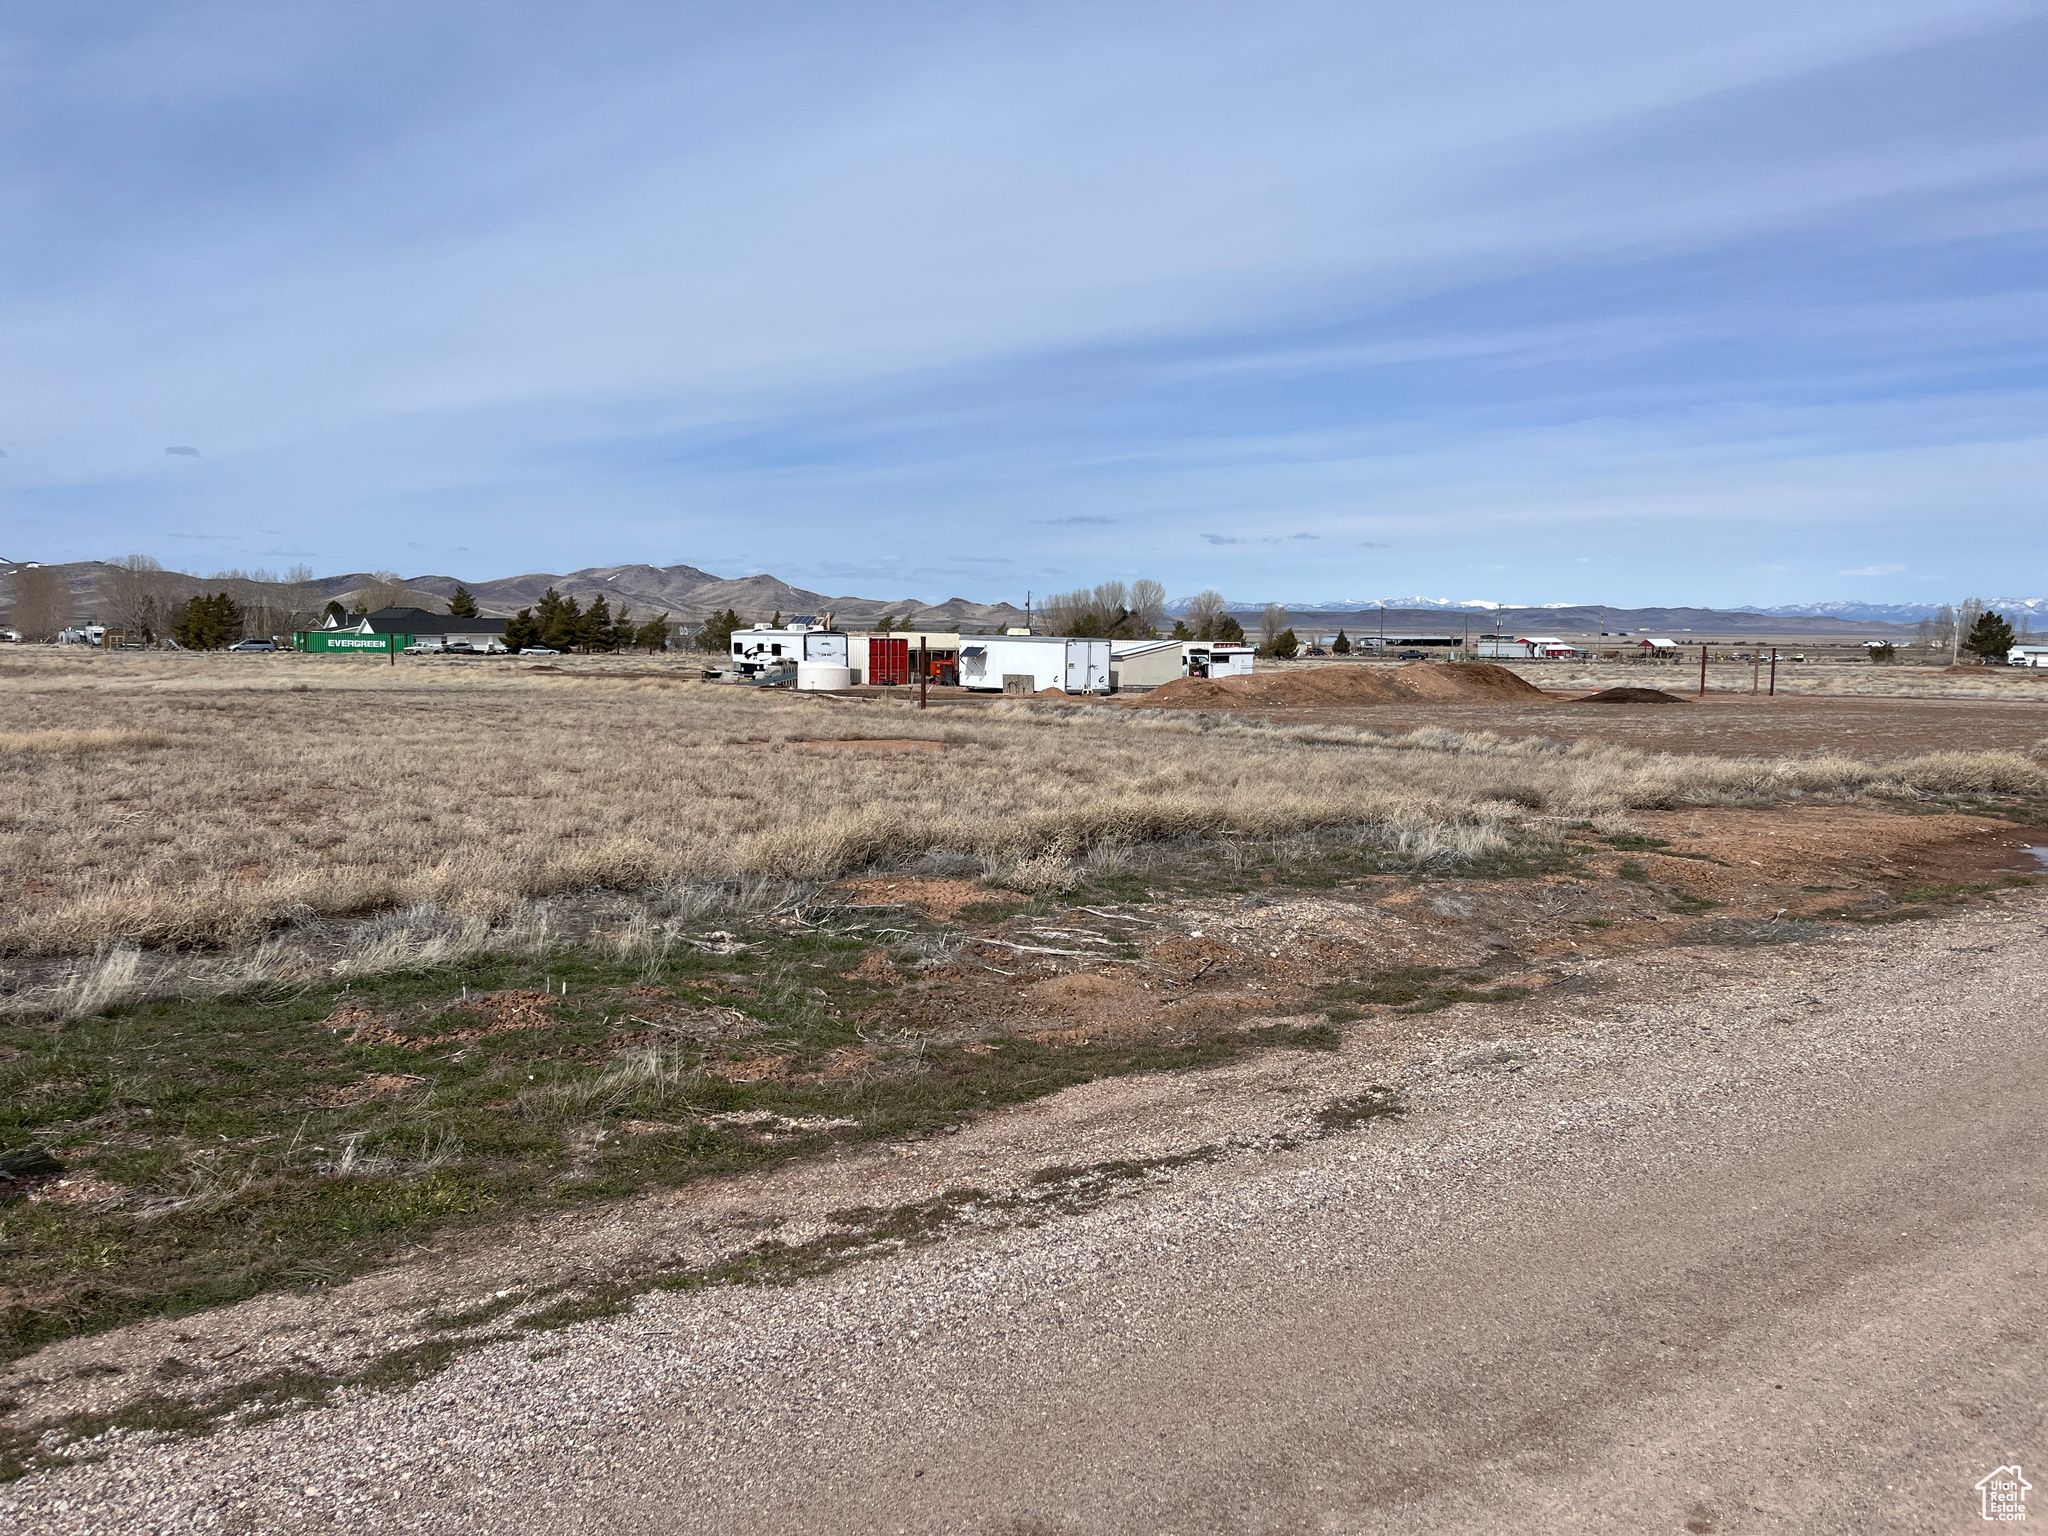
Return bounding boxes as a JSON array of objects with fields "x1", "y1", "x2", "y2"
[
  {"x1": 1311, "y1": 967, "x2": 1528, "y2": 1017},
  {"x1": 1895, "y1": 875, "x2": 2034, "y2": 905},
  {"x1": 1602, "y1": 833, "x2": 1672, "y2": 852},
  {"x1": 0, "y1": 915, "x2": 1394, "y2": 1364},
  {"x1": 1583, "y1": 918, "x2": 1615, "y2": 930},
  {"x1": 1669, "y1": 895, "x2": 1721, "y2": 915},
  {"x1": 1615, "y1": 860, "x2": 1651, "y2": 884}
]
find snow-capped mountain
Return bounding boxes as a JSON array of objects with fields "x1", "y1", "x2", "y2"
[{"x1": 1733, "y1": 598, "x2": 2048, "y2": 622}]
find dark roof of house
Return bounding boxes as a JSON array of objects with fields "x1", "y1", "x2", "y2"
[{"x1": 360, "y1": 607, "x2": 506, "y2": 636}]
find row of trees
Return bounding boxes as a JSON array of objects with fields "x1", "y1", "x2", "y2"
[{"x1": 503, "y1": 588, "x2": 670, "y2": 653}]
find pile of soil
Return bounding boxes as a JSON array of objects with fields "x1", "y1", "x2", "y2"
[
  {"x1": 1575, "y1": 686, "x2": 1689, "y2": 705},
  {"x1": 1144, "y1": 660, "x2": 1547, "y2": 708}
]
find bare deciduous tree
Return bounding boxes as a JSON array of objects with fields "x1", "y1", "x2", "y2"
[
  {"x1": 353, "y1": 571, "x2": 416, "y2": 612},
  {"x1": 98, "y1": 555, "x2": 181, "y2": 643},
  {"x1": 7, "y1": 566, "x2": 73, "y2": 640},
  {"x1": 1126, "y1": 579, "x2": 1166, "y2": 636},
  {"x1": 1181, "y1": 590, "x2": 1228, "y2": 639},
  {"x1": 1260, "y1": 603, "x2": 1292, "y2": 643}
]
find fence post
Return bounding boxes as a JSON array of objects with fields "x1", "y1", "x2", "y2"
[
  {"x1": 1769, "y1": 647, "x2": 1777, "y2": 697},
  {"x1": 1699, "y1": 644, "x2": 1707, "y2": 697},
  {"x1": 919, "y1": 637, "x2": 928, "y2": 709}
]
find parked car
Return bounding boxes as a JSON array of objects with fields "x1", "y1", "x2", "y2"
[
  {"x1": 520, "y1": 646, "x2": 559, "y2": 656},
  {"x1": 402, "y1": 640, "x2": 446, "y2": 655},
  {"x1": 227, "y1": 638, "x2": 277, "y2": 652},
  {"x1": 1396, "y1": 649, "x2": 1425, "y2": 660}
]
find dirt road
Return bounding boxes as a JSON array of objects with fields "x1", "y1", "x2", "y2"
[{"x1": 10, "y1": 898, "x2": 2045, "y2": 1534}]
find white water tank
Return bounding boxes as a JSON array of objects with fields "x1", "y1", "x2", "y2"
[{"x1": 796, "y1": 662, "x2": 853, "y2": 691}]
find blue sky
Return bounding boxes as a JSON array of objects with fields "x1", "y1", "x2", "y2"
[{"x1": 3, "y1": 0, "x2": 2044, "y2": 606}]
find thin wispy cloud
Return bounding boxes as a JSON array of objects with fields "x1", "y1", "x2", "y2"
[{"x1": 2, "y1": 3, "x2": 2042, "y2": 605}]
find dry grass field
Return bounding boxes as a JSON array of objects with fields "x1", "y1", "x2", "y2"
[{"x1": 3, "y1": 649, "x2": 2043, "y2": 967}]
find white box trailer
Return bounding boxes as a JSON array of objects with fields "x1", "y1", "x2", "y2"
[
  {"x1": 729, "y1": 624, "x2": 847, "y2": 678},
  {"x1": 1474, "y1": 636, "x2": 1535, "y2": 659},
  {"x1": 958, "y1": 635, "x2": 1111, "y2": 694},
  {"x1": 2009, "y1": 645, "x2": 2048, "y2": 668}
]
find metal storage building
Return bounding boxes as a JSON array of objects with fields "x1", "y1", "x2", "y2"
[
  {"x1": 957, "y1": 635, "x2": 1112, "y2": 694},
  {"x1": 1108, "y1": 640, "x2": 1255, "y2": 690}
]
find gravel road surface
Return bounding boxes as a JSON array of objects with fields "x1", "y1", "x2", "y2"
[{"x1": 9, "y1": 898, "x2": 2044, "y2": 1534}]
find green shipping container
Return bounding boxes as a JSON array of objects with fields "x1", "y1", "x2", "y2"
[{"x1": 294, "y1": 631, "x2": 413, "y2": 654}]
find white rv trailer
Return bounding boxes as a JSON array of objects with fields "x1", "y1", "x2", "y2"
[
  {"x1": 2009, "y1": 645, "x2": 2048, "y2": 668},
  {"x1": 729, "y1": 622, "x2": 847, "y2": 678},
  {"x1": 957, "y1": 635, "x2": 1112, "y2": 694}
]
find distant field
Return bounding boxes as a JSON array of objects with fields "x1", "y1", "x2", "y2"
[{"x1": 1, "y1": 649, "x2": 2042, "y2": 964}]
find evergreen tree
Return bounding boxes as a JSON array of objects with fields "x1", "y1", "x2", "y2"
[
  {"x1": 447, "y1": 585, "x2": 479, "y2": 618},
  {"x1": 173, "y1": 592, "x2": 243, "y2": 650},
  {"x1": 634, "y1": 612, "x2": 672, "y2": 651},
  {"x1": 1266, "y1": 627, "x2": 1299, "y2": 659},
  {"x1": 1331, "y1": 629, "x2": 1351, "y2": 655},
  {"x1": 504, "y1": 608, "x2": 541, "y2": 652},
  {"x1": 694, "y1": 607, "x2": 742, "y2": 652},
  {"x1": 583, "y1": 595, "x2": 614, "y2": 652},
  {"x1": 1170, "y1": 619, "x2": 1193, "y2": 640},
  {"x1": 771, "y1": 610, "x2": 782, "y2": 628},
  {"x1": 536, "y1": 588, "x2": 583, "y2": 651},
  {"x1": 323, "y1": 599, "x2": 346, "y2": 623},
  {"x1": 874, "y1": 614, "x2": 894, "y2": 634},
  {"x1": 1213, "y1": 613, "x2": 1245, "y2": 643},
  {"x1": 1963, "y1": 609, "x2": 2015, "y2": 662}
]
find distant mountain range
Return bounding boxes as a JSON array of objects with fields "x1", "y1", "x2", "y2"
[
  {"x1": 6, "y1": 556, "x2": 2038, "y2": 637},
  {"x1": 0, "y1": 560, "x2": 1030, "y2": 631},
  {"x1": 1732, "y1": 598, "x2": 2048, "y2": 622}
]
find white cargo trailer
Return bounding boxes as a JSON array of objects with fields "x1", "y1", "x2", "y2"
[{"x1": 957, "y1": 635, "x2": 1112, "y2": 694}]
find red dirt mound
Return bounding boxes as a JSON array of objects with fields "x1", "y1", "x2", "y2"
[
  {"x1": 1144, "y1": 660, "x2": 1548, "y2": 708},
  {"x1": 1387, "y1": 661, "x2": 1548, "y2": 701},
  {"x1": 1575, "y1": 686, "x2": 1689, "y2": 705}
]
